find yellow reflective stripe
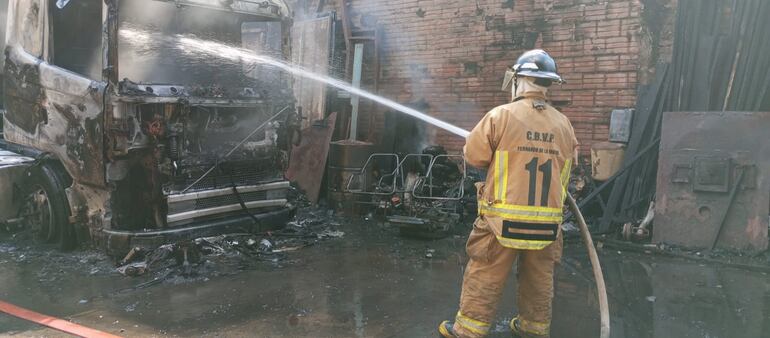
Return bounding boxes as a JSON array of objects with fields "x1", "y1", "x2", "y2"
[
  {"x1": 456, "y1": 312, "x2": 490, "y2": 328},
  {"x1": 485, "y1": 203, "x2": 561, "y2": 214},
  {"x1": 560, "y1": 159, "x2": 572, "y2": 200},
  {"x1": 518, "y1": 317, "x2": 550, "y2": 335},
  {"x1": 501, "y1": 151, "x2": 508, "y2": 202},
  {"x1": 479, "y1": 203, "x2": 562, "y2": 223},
  {"x1": 481, "y1": 208, "x2": 561, "y2": 223},
  {"x1": 494, "y1": 152, "x2": 500, "y2": 200},
  {"x1": 496, "y1": 236, "x2": 552, "y2": 250},
  {"x1": 455, "y1": 312, "x2": 490, "y2": 335},
  {"x1": 494, "y1": 151, "x2": 509, "y2": 202}
]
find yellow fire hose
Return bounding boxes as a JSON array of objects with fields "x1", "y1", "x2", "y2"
[{"x1": 566, "y1": 193, "x2": 610, "y2": 338}]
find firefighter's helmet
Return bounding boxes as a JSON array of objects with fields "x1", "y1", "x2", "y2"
[{"x1": 502, "y1": 49, "x2": 564, "y2": 91}]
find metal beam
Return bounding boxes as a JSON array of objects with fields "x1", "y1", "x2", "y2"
[{"x1": 349, "y1": 43, "x2": 364, "y2": 140}]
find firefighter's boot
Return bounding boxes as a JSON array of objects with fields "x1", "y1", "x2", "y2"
[
  {"x1": 438, "y1": 320, "x2": 458, "y2": 338},
  {"x1": 510, "y1": 316, "x2": 549, "y2": 338}
]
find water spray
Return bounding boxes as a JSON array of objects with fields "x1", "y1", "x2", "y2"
[{"x1": 120, "y1": 28, "x2": 470, "y2": 139}]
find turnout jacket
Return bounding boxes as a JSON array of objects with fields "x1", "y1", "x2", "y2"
[{"x1": 464, "y1": 91, "x2": 578, "y2": 250}]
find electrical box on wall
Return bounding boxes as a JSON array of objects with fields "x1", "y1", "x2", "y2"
[{"x1": 609, "y1": 108, "x2": 634, "y2": 143}]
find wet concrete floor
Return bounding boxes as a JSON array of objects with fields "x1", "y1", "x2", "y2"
[{"x1": 1, "y1": 217, "x2": 769, "y2": 338}]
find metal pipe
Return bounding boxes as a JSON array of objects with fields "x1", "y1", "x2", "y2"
[
  {"x1": 635, "y1": 201, "x2": 655, "y2": 238},
  {"x1": 349, "y1": 43, "x2": 364, "y2": 140}
]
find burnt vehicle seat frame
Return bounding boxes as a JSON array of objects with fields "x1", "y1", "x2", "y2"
[
  {"x1": 412, "y1": 154, "x2": 467, "y2": 201},
  {"x1": 344, "y1": 152, "x2": 468, "y2": 207}
]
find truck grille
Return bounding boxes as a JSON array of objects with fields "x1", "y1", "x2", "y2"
[
  {"x1": 165, "y1": 159, "x2": 283, "y2": 193},
  {"x1": 194, "y1": 190, "x2": 268, "y2": 210},
  {"x1": 165, "y1": 181, "x2": 290, "y2": 225}
]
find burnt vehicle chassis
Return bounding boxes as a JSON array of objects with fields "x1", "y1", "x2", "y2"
[
  {"x1": 1, "y1": 0, "x2": 296, "y2": 256},
  {"x1": 344, "y1": 148, "x2": 475, "y2": 239}
]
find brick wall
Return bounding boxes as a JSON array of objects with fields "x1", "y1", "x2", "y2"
[{"x1": 314, "y1": 0, "x2": 675, "y2": 153}]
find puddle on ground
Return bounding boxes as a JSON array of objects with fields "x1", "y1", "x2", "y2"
[
  {"x1": 1, "y1": 211, "x2": 768, "y2": 338},
  {"x1": 554, "y1": 247, "x2": 770, "y2": 338}
]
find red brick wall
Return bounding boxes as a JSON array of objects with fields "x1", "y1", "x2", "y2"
[{"x1": 317, "y1": 0, "x2": 675, "y2": 153}]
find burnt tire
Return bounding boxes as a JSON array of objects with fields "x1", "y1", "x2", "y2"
[{"x1": 18, "y1": 162, "x2": 75, "y2": 250}]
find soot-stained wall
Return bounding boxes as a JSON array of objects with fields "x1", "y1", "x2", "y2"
[{"x1": 313, "y1": 0, "x2": 676, "y2": 153}]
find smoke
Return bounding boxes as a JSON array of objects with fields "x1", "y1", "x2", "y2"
[
  {"x1": 290, "y1": 0, "x2": 314, "y2": 21},
  {"x1": 325, "y1": 1, "x2": 484, "y2": 147}
]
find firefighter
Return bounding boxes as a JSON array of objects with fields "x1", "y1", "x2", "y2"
[{"x1": 438, "y1": 49, "x2": 578, "y2": 338}]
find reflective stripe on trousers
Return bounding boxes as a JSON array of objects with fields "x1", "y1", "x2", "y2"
[
  {"x1": 455, "y1": 311, "x2": 491, "y2": 335},
  {"x1": 515, "y1": 315, "x2": 550, "y2": 336},
  {"x1": 495, "y1": 235, "x2": 551, "y2": 250}
]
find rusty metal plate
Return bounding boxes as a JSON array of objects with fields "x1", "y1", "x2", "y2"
[
  {"x1": 291, "y1": 16, "x2": 332, "y2": 127},
  {"x1": 654, "y1": 111, "x2": 770, "y2": 252},
  {"x1": 285, "y1": 112, "x2": 337, "y2": 203}
]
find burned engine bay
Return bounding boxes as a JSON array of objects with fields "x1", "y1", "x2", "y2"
[
  {"x1": 108, "y1": 93, "x2": 300, "y2": 232},
  {"x1": 103, "y1": 0, "x2": 298, "y2": 234}
]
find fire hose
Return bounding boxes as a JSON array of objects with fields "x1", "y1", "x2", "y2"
[
  {"x1": 0, "y1": 300, "x2": 122, "y2": 338},
  {"x1": 566, "y1": 193, "x2": 610, "y2": 338}
]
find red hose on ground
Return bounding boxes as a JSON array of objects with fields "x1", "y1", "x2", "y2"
[{"x1": 0, "y1": 300, "x2": 122, "y2": 338}]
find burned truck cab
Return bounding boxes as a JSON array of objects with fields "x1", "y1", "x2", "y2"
[{"x1": 2, "y1": 0, "x2": 296, "y2": 255}]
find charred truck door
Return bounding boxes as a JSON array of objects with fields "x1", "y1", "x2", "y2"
[
  {"x1": 3, "y1": 0, "x2": 296, "y2": 255},
  {"x1": 4, "y1": 0, "x2": 106, "y2": 249}
]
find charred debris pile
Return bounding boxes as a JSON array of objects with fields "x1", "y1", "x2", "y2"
[{"x1": 113, "y1": 203, "x2": 345, "y2": 280}]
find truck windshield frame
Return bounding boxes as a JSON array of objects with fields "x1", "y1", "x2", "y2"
[{"x1": 116, "y1": 0, "x2": 283, "y2": 94}]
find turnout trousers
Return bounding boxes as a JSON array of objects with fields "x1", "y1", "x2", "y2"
[{"x1": 452, "y1": 216, "x2": 563, "y2": 338}]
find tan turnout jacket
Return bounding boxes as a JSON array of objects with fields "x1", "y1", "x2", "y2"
[{"x1": 465, "y1": 91, "x2": 578, "y2": 250}]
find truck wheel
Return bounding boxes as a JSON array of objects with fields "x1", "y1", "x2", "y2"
[{"x1": 18, "y1": 163, "x2": 75, "y2": 250}]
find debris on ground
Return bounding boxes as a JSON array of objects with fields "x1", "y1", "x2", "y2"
[
  {"x1": 114, "y1": 207, "x2": 345, "y2": 282},
  {"x1": 597, "y1": 238, "x2": 770, "y2": 273}
]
